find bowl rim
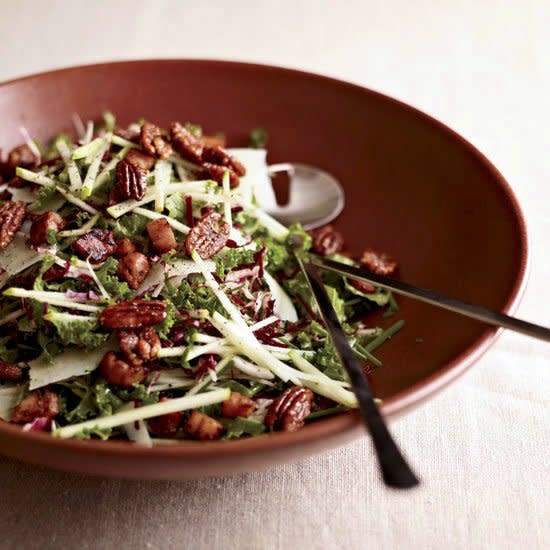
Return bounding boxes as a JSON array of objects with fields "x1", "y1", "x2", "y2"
[{"x1": 0, "y1": 58, "x2": 530, "y2": 460}]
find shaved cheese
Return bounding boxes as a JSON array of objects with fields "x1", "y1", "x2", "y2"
[
  {"x1": 0, "y1": 384, "x2": 22, "y2": 421},
  {"x1": 136, "y1": 261, "x2": 166, "y2": 295},
  {"x1": 0, "y1": 234, "x2": 43, "y2": 277},
  {"x1": 167, "y1": 258, "x2": 215, "y2": 280},
  {"x1": 264, "y1": 270, "x2": 298, "y2": 322},
  {"x1": 29, "y1": 346, "x2": 108, "y2": 390},
  {"x1": 228, "y1": 148, "x2": 275, "y2": 207},
  {"x1": 54, "y1": 388, "x2": 231, "y2": 439},
  {"x1": 7, "y1": 187, "x2": 36, "y2": 203}
]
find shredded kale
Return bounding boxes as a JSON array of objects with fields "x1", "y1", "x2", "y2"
[
  {"x1": 95, "y1": 258, "x2": 133, "y2": 300},
  {"x1": 46, "y1": 311, "x2": 108, "y2": 351},
  {"x1": 221, "y1": 417, "x2": 266, "y2": 439},
  {"x1": 214, "y1": 248, "x2": 255, "y2": 279}
]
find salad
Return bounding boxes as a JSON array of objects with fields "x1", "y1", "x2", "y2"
[{"x1": 0, "y1": 113, "x2": 402, "y2": 444}]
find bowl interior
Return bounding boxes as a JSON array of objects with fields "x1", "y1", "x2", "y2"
[{"x1": 0, "y1": 60, "x2": 528, "y2": 476}]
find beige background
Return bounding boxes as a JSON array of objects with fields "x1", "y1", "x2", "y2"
[{"x1": 0, "y1": 1, "x2": 549, "y2": 549}]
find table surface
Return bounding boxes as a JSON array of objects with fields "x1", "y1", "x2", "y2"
[{"x1": 1, "y1": 1, "x2": 548, "y2": 549}]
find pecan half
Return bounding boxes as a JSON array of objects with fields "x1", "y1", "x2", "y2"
[
  {"x1": 117, "y1": 327, "x2": 161, "y2": 366},
  {"x1": 29, "y1": 211, "x2": 65, "y2": 246},
  {"x1": 7, "y1": 144, "x2": 39, "y2": 173},
  {"x1": 201, "y1": 162, "x2": 240, "y2": 188},
  {"x1": 202, "y1": 146, "x2": 246, "y2": 177},
  {"x1": 114, "y1": 237, "x2": 137, "y2": 258},
  {"x1": 125, "y1": 148, "x2": 155, "y2": 171},
  {"x1": 11, "y1": 390, "x2": 58, "y2": 424},
  {"x1": 0, "y1": 201, "x2": 26, "y2": 252},
  {"x1": 146, "y1": 218, "x2": 176, "y2": 253},
  {"x1": 114, "y1": 126, "x2": 140, "y2": 142},
  {"x1": 147, "y1": 397, "x2": 183, "y2": 438},
  {"x1": 141, "y1": 122, "x2": 173, "y2": 160},
  {"x1": 73, "y1": 229, "x2": 117, "y2": 263},
  {"x1": 0, "y1": 360, "x2": 24, "y2": 382},
  {"x1": 310, "y1": 225, "x2": 344, "y2": 256},
  {"x1": 264, "y1": 386, "x2": 313, "y2": 432},
  {"x1": 98, "y1": 351, "x2": 147, "y2": 388},
  {"x1": 185, "y1": 211, "x2": 230, "y2": 259},
  {"x1": 116, "y1": 251, "x2": 150, "y2": 289},
  {"x1": 170, "y1": 122, "x2": 204, "y2": 164},
  {"x1": 360, "y1": 248, "x2": 398, "y2": 276},
  {"x1": 184, "y1": 410, "x2": 224, "y2": 440},
  {"x1": 115, "y1": 159, "x2": 147, "y2": 200},
  {"x1": 99, "y1": 300, "x2": 166, "y2": 329},
  {"x1": 221, "y1": 392, "x2": 255, "y2": 419}
]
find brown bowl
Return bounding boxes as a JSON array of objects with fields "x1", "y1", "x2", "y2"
[{"x1": 0, "y1": 60, "x2": 528, "y2": 479}]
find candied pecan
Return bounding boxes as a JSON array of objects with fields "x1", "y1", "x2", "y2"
[
  {"x1": 141, "y1": 121, "x2": 173, "y2": 160},
  {"x1": 116, "y1": 251, "x2": 150, "y2": 289},
  {"x1": 201, "y1": 134, "x2": 226, "y2": 148},
  {"x1": 221, "y1": 392, "x2": 255, "y2": 419},
  {"x1": 170, "y1": 122, "x2": 204, "y2": 164},
  {"x1": 73, "y1": 229, "x2": 117, "y2": 262},
  {"x1": 360, "y1": 248, "x2": 398, "y2": 276},
  {"x1": 202, "y1": 146, "x2": 246, "y2": 177},
  {"x1": 201, "y1": 162, "x2": 240, "y2": 188},
  {"x1": 310, "y1": 225, "x2": 344, "y2": 256},
  {"x1": 264, "y1": 386, "x2": 313, "y2": 432},
  {"x1": 11, "y1": 390, "x2": 58, "y2": 424},
  {"x1": 348, "y1": 278, "x2": 376, "y2": 294},
  {"x1": 185, "y1": 211, "x2": 230, "y2": 259},
  {"x1": 118, "y1": 327, "x2": 160, "y2": 365},
  {"x1": 147, "y1": 397, "x2": 183, "y2": 438},
  {"x1": 29, "y1": 211, "x2": 65, "y2": 246},
  {"x1": 125, "y1": 148, "x2": 155, "y2": 171},
  {"x1": 0, "y1": 360, "x2": 24, "y2": 382},
  {"x1": 115, "y1": 159, "x2": 147, "y2": 200},
  {"x1": 99, "y1": 300, "x2": 166, "y2": 329},
  {"x1": 98, "y1": 351, "x2": 147, "y2": 388},
  {"x1": 114, "y1": 126, "x2": 140, "y2": 142},
  {"x1": 7, "y1": 144, "x2": 39, "y2": 172},
  {"x1": 146, "y1": 218, "x2": 176, "y2": 253},
  {"x1": 114, "y1": 237, "x2": 137, "y2": 258},
  {"x1": 184, "y1": 410, "x2": 224, "y2": 440},
  {"x1": 0, "y1": 201, "x2": 26, "y2": 252}
]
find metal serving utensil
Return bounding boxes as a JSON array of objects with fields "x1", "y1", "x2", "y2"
[
  {"x1": 264, "y1": 163, "x2": 344, "y2": 230},
  {"x1": 313, "y1": 258, "x2": 550, "y2": 342},
  {"x1": 299, "y1": 259, "x2": 420, "y2": 489}
]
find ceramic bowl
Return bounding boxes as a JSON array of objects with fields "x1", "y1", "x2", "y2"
[{"x1": 0, "y1": 60, "x2": 528, "y2": 478}]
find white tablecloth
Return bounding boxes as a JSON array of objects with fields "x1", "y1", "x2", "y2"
[{"x1": 0, "y1": 2, "x2": 548, "y2": 549}]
